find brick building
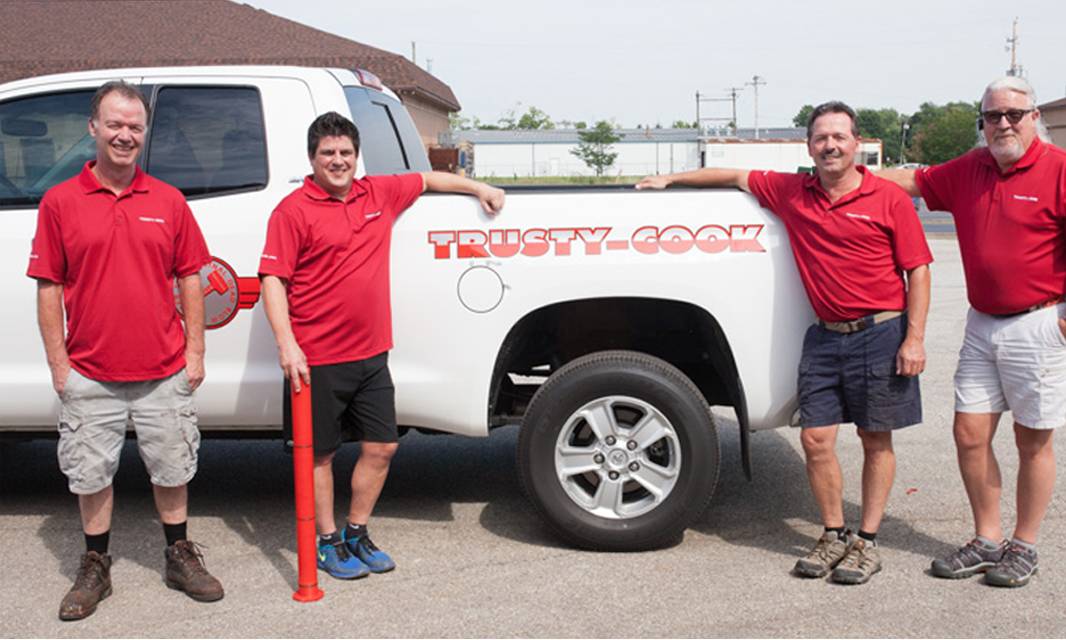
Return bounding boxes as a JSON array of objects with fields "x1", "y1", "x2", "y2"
[{"x1": 0, "y1": 0, "x2": 460, "y2": 148}]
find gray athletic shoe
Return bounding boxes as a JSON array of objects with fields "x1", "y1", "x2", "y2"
[
  {"x1": 831, "y1": 538, "x2": 882, "y2": 585},
  {"x1": 794, "y1": 530, "x2": 851, "y2": 578},
  {"x1": 930, "y1": 538, "x2": 1007, "y2": 579},
  {"x1": 985, "y1": 543, "x2": 1038, "y2": 588}
]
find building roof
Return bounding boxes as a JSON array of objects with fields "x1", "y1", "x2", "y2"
[
  {"x1": 1040, "y1": 97, "x2": 1066, "y2": 111},
  {"x1": 445, "y1": 126, "x2": 811, "y2": 145},
  {"x1": 0, "y1": 0, "x2": 459, "y2": 111}
]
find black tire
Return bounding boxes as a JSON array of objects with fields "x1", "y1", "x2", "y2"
[{"x1": 517, "y1": 350, "x2": 719, "y2": 551}]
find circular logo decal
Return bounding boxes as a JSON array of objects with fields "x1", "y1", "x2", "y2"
[{"x1": 175, "y1": 257, "x2": 241, "y2": 329}]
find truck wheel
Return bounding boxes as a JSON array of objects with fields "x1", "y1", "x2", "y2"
[{"x1": 518, "y1": 350, "x2": 719, "y2": 551}]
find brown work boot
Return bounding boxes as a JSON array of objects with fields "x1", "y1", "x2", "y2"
[
  {"x1": 59, "y1": 551, "x2": 112, "y2": 621},
  {"x1": 164, "y1": 540, "x2": 224, "y2": 602}
]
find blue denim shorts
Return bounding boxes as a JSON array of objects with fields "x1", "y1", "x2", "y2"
[{"x1": 798, "y1": 314, "x2": 922, "y2": 431}]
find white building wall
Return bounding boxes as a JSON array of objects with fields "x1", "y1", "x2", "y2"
[
  {"x1": 471, "y1": 141, "x2": 701, "y2": 178},
  {"x1": 469, "y1": 139, "x2": 880, "y2": 177}
]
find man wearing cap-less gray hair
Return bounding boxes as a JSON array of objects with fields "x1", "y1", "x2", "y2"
[{"x1": 881, "y1": 76, "x2": 1065, "y2": 588}]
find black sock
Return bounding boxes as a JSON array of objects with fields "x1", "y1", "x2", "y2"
[
  {"x1": 319, "y1": 531, "x2": 341, "y2": 545},
  {"x1": 858, "y1": 530, "x2": 877, "y2": 543},
  {"x1": 345, "y1": 523, "x2": 367, "y2": 540},
  {"x1": 85, "y1": 531, "x2": 110, "y2": 555},
  {"x1": 163, "y1": 521, "x2": 187, "y2": 547},
  {"x1": 824, "y1": 526, "x2": 846, "y2": 540}
]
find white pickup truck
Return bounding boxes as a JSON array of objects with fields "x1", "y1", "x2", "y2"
[{"x1": 0, "y1": 66, "x2": 812, "y2": 551}]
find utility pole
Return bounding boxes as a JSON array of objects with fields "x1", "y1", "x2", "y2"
[
  {"x1": 1005, "y1": 17, "x2": 1022, "y2": 77},
  {"x1": 746, "y1": 75, "x2": 766, "y2": 139},
  {"x1": 725, "y1": 86, "x2": 744, "y2": 135},
  {"x1": 411, "y1": 41, "x2": 417, "y2": 65}
]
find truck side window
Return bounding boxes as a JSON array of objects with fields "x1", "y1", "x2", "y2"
[
  {"x1": 147, "y1": 86, "x2": 267, "y2": 197},
  {"x1": 344, "y1": 87, "x2": 430, "y2": 175},
  {"x1": 0, "y1": 90, "x2": 96, "y2": 207}
]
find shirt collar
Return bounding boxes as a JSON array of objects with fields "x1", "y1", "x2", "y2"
[
  {"x1": 803, "y1": 165, "x2": 874, "y2": 204},
  {"x1": 978, "y1": 137, "x2": 1046, "y2": 176},
  {"x1": 301, "y1": 175, "x2": 368, "y2": 203},
  {"x1": 77, "y1": 161, "x2": 149, "y2": 196}
]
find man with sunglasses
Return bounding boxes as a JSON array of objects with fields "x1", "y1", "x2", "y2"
[{"x1": 881, "y1": 76, "x2": 1066, "y2": 588}]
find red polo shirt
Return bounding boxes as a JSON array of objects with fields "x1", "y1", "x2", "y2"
[
  {"x1": 915, "y1": 138, "x2": 1066, "y2": 315},
  {"x1": 26, "y1": 162, "x2": 210, "y2": 381},
  {"x1": 258, "y1": 174, "x2": 424, "y2": 365},
  {"x1": 747, "y1": 166, "x2": 932, "y2": 322}
]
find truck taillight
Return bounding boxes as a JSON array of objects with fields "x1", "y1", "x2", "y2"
[{"x1": 354, "y1": 68, "x2": 383, "y2": 90}]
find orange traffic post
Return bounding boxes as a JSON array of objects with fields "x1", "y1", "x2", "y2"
[{"x1": 291, "y1": 381, "x2": 324, "y2": 602}]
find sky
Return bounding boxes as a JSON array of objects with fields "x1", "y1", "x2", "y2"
[{"x1": 244, "y1": 0, "x2": 1066, "y2": 129}]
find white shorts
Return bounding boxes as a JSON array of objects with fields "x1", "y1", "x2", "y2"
[{"x1": 955, "y1": 303, "x2": 1066, "y2": 429}]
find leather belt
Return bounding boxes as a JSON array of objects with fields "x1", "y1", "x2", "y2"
[
  {"x1": 990, "y1": 295, "x2": 1066, "y2": 319},
  {"x1": 819, "y1": 310, "x2": 903, "y2": 334}
]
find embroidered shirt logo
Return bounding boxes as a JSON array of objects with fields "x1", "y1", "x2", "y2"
[
  {"x1": 261, "y1": 254, "x2": 278, "y2": 261},
  {"x1": 1012, "y1": 194, "x2": 1038, "y2": 202},
  {"x1": 365, "y1": 211, "x2": 382, "y2": 220},
  {"x1": 844, "y1": 212, "x2": 872, "y2": 221},
  {"x1": 138, "y1": 216, "x2": 166, "y2": 224}
]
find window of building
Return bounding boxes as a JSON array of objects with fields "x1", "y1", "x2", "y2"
[
  {"x1": 146, "y1": 86, "x2": 267, "y2": 197},
  {"x1": 0, "y1": 90, "x2": 95, "y2": 207}
]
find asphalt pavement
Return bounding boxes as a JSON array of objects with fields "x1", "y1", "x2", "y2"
[{"x1": 2, "y1": 237, "x2": 1064, "y2": 638}]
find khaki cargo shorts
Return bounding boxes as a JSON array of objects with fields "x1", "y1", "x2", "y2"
[{"x1": 57, "y1": 369, "x2": 200, "y2": 494}]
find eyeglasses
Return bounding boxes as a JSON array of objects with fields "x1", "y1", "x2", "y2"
[{"x1": 980, "y1": 109, "x2": 1034, "y2": 125}]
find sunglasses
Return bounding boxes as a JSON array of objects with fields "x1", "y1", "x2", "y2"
[{"x1": 979, "y1": 109, "x2": 1034, "y2": 125}]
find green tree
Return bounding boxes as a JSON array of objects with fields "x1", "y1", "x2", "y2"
[
  {"x1": 574, "y1": 121, "x2": 588, "y2": 130},
  {"x1": 671, "y1": 120, "x2": 697, "y2": 129},
  {"x1": 570, "y1": 120, "x2": 620, "y2": 176},
  {"x1": 793, "y1": 104, "x2": 814, "y2": 128},
  {"x1": 516, "y1": 106, "x2": 555, "y2": 130},
  {"x1": 855, "y1": 108, "x2": 903, "y2": 163},
  {"x1": 910, "y1": 103, "x2": 979, "y2": 164}
]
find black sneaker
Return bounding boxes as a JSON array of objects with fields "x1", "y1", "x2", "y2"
[
  {"x1": 985, "y1": 542, "x2": 1038, "y2": 588},
  {"x1": 931, "y1": 538, "x2": 1007, "y2": 579}
]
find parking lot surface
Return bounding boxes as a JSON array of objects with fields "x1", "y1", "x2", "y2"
[{"x1": 2, "y1": 238, "x2": 1064, "y2": 638}]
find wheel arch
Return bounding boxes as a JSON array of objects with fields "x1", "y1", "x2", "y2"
[{"x1": 488, "y1": 297, "x2": 753, "y2": 479}]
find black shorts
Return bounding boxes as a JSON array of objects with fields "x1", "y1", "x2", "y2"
[
  {"x1": 283, "y1": 352, "x2": 398, "y2": 455},
  {"x1": 798, "y1": 314, "x2": 922, "y2": 431}
]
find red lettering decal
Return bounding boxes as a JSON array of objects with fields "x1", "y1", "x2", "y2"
[
  {"x1": 521, "y1": 228, "x2": 550, "y2": 257},
  {"x1": 576, "y1": 227, "x2": 611, "y2": 255},
  {"x1": 659, "y1": 225, "x2": 694, "y2": 255},
  {"x1": 549, "y1": 228, "x2": 577, "y2": 256},
  {"x1": 457, "y1": 230, "x2": 490, "y2": 258},
  {"x1": 729, "y1": 225, "x2": 766, "y2": 253},
  {"x1": 427, "y1": 231, "x2": 456, "y2": 260},
  {"x1": 606, "y1": 240, "x2": 629, "y2": 251},
  {"x1": 632, "y1": 226, "x2": 659, "y2": 254},
  {"x1": 488, "y1": 229, "x2": 521, "y2": 258},
  {"x1": 694, "y1": 225, "x2": 730, "y2": 253}
]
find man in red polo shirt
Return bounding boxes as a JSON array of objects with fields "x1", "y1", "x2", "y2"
[
  {"x1": 637, "y1": 101, "x2": 932, "y2": 585},
  {"x1": 27, "y1": 82, "x2": 223, "y2": 620},
  {"x1": 259, "y1": 112, "x2": 504, "y2": 580},
  {"x1": 881, "y1": 76, "x2": 1065, "y2": 588}
]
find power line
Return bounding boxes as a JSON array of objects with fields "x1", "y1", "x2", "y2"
[{"x1": 745, "y1": 75, "x2": 766, "y2": 139}]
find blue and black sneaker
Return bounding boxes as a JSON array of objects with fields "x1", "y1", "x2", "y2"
[
  {"x1": 317, "y1": 538, "x2": 370, "y2": 580},
  {"x1": 343, "y1": 530, "x2": 396, "y2": 573}
]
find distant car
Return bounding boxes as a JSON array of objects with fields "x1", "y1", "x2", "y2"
[{"x1": 897, "y1": 162, "x2": 927, "y2": 170}]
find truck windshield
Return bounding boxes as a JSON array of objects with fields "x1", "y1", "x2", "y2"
[{"x1": 343, "y1": 87, "x2": 429, "y2": 175}]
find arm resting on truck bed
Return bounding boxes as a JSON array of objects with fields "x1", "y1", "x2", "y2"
[
  {"x1": 635, "y1": 168, "x2": 752, "y2": 193},
  {"x1": 421, "y1": 171, "x2": 506, "y2": 215}
]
